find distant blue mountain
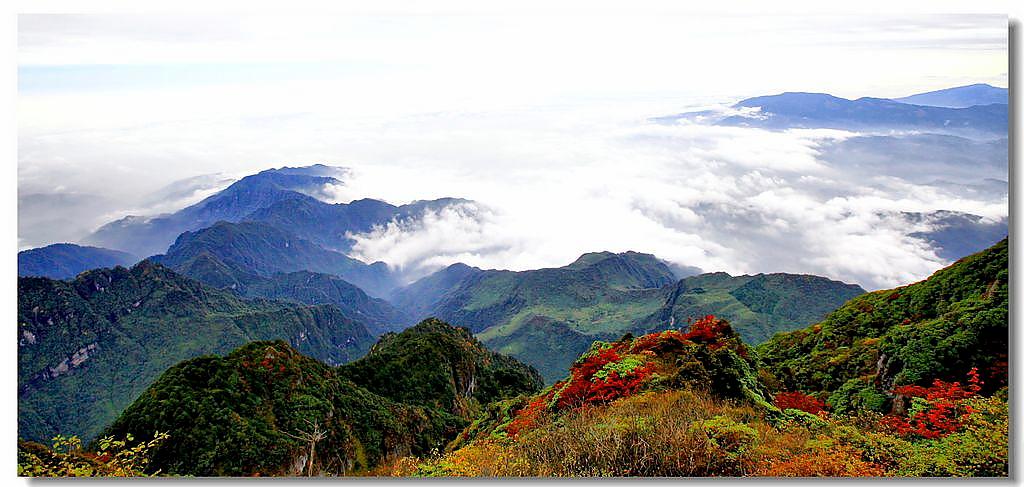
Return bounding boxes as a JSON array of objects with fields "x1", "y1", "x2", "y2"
[
  {"x1": 85, "y1": 166, "x2": 345, "y2": 257},
  {"x1": 18, "y1": 243, "x2": 138, "y2": 279},
  {"x1": 246, "y1": 195, "x2": 473, "y2": 252},
  {"x1": 893, "y1": 83, "x2": 1008, "y2": 108},
  {"x1": 84, "y1": 164, "x2": 471, "y2": 258},
  {"x1": 656, "y1": 90, "x2": 1008, "y2": 137}
]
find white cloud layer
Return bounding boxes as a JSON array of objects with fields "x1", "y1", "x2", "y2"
[
  {"x1": 316, "y1": 109, "x2": 1006, "y2": 289},
  {"x1": 18, "y1": 94, "x2": 1008, "y2": 290},
  {"x1": 17, "y1": 14, "x2": 1009, "y2": 289}
]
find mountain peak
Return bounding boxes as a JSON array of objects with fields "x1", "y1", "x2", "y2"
[
  {"x1": 343, "y1": 317, "x2": 542, "y2": 417},
  {"x1": 560, "y1": 251, "x2": 677, "y2": 290},
  {"x1": 260, "y1": 163, "x2": 349, "y2": 179},
  {"x1": 893, "y1": 83, "x2": 1008, "y2": 108},
  {"x1": 84, "y1": 167, "x2": 343, "y2": 257},
  {"x1": 733, "y1": 92, "x2": 847, "y2": 108},
  {"x1": 565, "y1": 250, "x2": 660, "y2": 268},
  {"x1": 156, "y1": 220, "x2": 400, "y2": 298}
]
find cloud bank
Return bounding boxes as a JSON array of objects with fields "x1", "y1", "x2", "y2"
[
  {"x1": 317, "y1": 111, "x2": 1006, "y2": 290},
  {"x1": 17, "y1": 15, "x2": 1008, "y2": 289},
  {"x1": 18, "y1": 94, "x2": 1008, "y2": 290}
]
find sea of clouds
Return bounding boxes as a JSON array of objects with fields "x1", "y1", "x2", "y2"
[
  {"x1": 321, "y1": 106, "x2": 1007, "y2": 290},
  {"x1": 18, "y1": 99, "x2": 1007, "y2": 290}
]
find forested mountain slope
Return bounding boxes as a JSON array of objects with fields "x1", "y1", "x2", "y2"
[{"x1": 18, "y1": 261, "x2": 375, "y2": 443}]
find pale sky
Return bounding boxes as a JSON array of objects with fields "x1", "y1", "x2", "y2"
[
  {"x1": 16, "y1": 14, "x2": 1009, "y2": 289},
  {"x1": 18, "y1": 14, "x2": 1007, "y2": 130}
]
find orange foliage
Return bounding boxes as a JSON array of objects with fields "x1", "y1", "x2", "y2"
[
  {"x1": 506, "y1": 396, "x2": 549, "y2": 438},
  {"x1": 759, "y1": 445, "x2": 885, "y2": 477}
]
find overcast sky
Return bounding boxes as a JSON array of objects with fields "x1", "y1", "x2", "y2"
[{"x1": 17, "y1": 14, "x2": 1008, "y2": 289}]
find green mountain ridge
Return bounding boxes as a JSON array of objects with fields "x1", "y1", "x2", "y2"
[
  {"x1": 98, "y1": 319, "x2": 542, "y2": 476},
  {"x1": 100, "y1": 340, "x2": 459, "y2": 476},
  {"x1": 390, "y1": 239, "x2": 1008, "y2": 478},
  {"x1": 393, "y1": 252, "x2": 865, "y2": 383},
  {"x1": 158, "y1": 250, "x2": 409, "y2": 335},
  {"x1": 341, "y1": 318, "x2": 543, "y2": 418},
  {"x1": 17, "y1": 240, "x2": 1009, "y2": 477},
  {"x1": 387, "y1": 263, "x2": 482, "y2": 317},
  {"x1": 398, "y1": 251, "x2": 677, "y2": 337},
  {"x1": 18, "y1": 261, "x2": 376, "y2": 443},
  {"x1": 640, "y1": 272, "x2": 867, "y2": 343}
]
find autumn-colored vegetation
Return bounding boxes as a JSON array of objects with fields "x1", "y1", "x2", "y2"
[
  {"x1": 774, "y1": 391, "x2": 826, "y2": 415},
  {"x1": 375, "y1": 311, "x2": 1007, "y2": 478},
  {"x1": 880, "y1": 368, "x2": 982, "y2": 440}
]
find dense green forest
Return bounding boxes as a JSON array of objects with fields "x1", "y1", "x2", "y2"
[
  {"x1": 341, "y1": 318, "x2": 543, "y2": 417},
  {"x1": 18, "y1": 261, "x2": 375, "y2": 442},
  {"x1": 87, "y1": 319, "x2": 541, "y2": 476},
  {"x1": 758, "y1": 238, "x2": 1008, "y2": 410}
]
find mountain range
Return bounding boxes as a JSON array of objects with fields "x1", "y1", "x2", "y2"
[
  {"x1": 19, "y1": 162, "x2": 1000, "y2": 385},
  {"x1": 28, "y1": 238, "x2": 1006, "y2": 477},
  {"x1": 656, "y1": 84, "x2": 1009, "y2": 138},
  {"x1": 18, "y1": 261, "x2": 377, "y2": 443},
  {"x1": 83, "y1": 164, "x2": 470, "y2": 260},
  {"x1": 392, "y1": 251, "x2": 865, "y2": 382},
  {"x1": 411, "y1": 239, "x2": 1007, "y2": 477},
  {"x1": 84, "y1": 165, "x2": 345, "y2": 258},
  {"x1": 152, "y1": 220, "x2": 398, "y2": 298}
]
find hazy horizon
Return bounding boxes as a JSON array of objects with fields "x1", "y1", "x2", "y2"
[{"x1": 17, "y1": 14, "x2": 1009, "y2": 290}]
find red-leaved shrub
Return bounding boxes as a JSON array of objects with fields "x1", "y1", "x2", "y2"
[
  {"x1": 774, "y1": 391, "x2": 825, "y2": 415},
  {"x1": 880, "y1": 368, "x2": 983, "y2": 439}
]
